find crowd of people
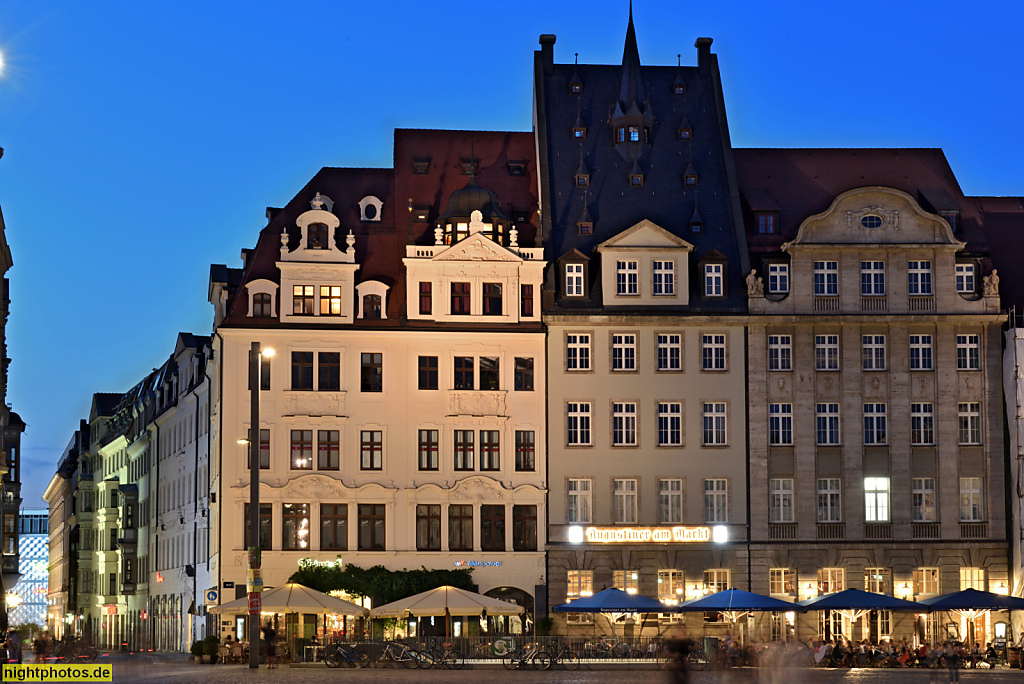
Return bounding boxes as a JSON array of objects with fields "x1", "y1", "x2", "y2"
[{"x1": 807, "y1": 637, "x2": 998, "y2": 669}]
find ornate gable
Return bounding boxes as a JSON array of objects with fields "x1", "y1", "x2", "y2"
[
  {"x1": 596, "y1": 219, "x2": 696, "y2": 251},
  {"x1": 434, "y1": 231, "x2": 522, "y2": 263}
]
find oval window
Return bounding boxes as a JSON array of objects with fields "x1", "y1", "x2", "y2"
[
  {"x1": 861, "y1": 214, "x2": 883, "y2": 229},
  {"x1": 364, "y1": 204, "x2": 377, "y2": 220}
]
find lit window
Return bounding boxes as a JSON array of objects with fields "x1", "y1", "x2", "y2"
[
  {"x1": 658, "y1": 403, "x2": 682, "y2": 446},
  {"x1": 566, "y1": 568, "x2": 594, "y2": 622},
  {"x1": 911, "y1": 403, "x2": 934, "y2": 445},
  {"x1": 703, "y1": 479, "x2": 728, "y2": 522},
  {"x1": 704, "y1": 263, "x2": 723, "y2": 297},
  {"x1": 817, "y1": 478, "x2": 842, "y2": 522},
  {"x1": 616, "y1": 261, "x2": 639, "y2": 295},
  {"x1": 769, "y1": 479, "x2": 794, "y2": 523},
  {"x1": 282, "y1": 503, "x2": 311, "y2": 550},
  {"x1": 913, "y1": 567, "x2": 939, "y2": 595},
  {"x1": 864, "y1": 477, "x2": 890, "y2": 522},
  {"x1": 768, "y1": 404, "x2": 792, "y2": 446},
  {"x1": 320, "y1": 286, "x2": 342, "y2": 316},
  {"x1": 862, "y1": 335, "x2": 886, "y2": 370},
  {"x1": 909, "y1": 334, "x2": 933, "y2": 370},
  {"x1": 767, "y1": 335, "x2": 792, "y2": 371},
  {"x1": 861, "y1": 261, "x2": 885, "y2": 296},
  {"x1": 814, "y1": 335, "x2": 839, "y2": 371},
  {"x1": 956, "y1": 334, "x2": 980, "y2": 370},
  {"x1": 769, "y1": 568, "x2": 795, "y2": 595},
  {"x1": 956, "y1": 264, "x2": 975, "y2": 293},
  {"x1": 818, "y1": 567, "x2": 845, "y2": 594},
  {"x1": 908, "y1": 261, "x2": 933, "y2": 295},
  {"x1": 702, "y1": 403, "x2": 727, "y2": 446},
  {"x1": 293, "y1": 285, "x2": 314, "y2": 315},
  {"x1": 960, "y1": 567, "x2": 985, "y2": 591},
  {"x1": 813, "y1": 261, "x2": 838, "y2": 296},
  {"x1": 652, "y1": 260, "x2": 675, "y2": 295},
  {"x1": 912, "y1": 478, "x2": 936, "y2": 522},
  {"x1": 767, "y1": 264, "x2": 789, "y2": 293},
  {"x1": 290, "y1": 430, "x2": 313, "y2": 470},
  {"x1": 816, "y1": 404, "x2": 840, "y2": 445}
]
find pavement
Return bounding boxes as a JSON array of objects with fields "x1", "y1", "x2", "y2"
[{"x1": 92, "y1": 654, "x2": 1024, "y2": 684}]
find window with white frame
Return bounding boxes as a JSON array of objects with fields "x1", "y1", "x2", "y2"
[
  {"x1": 658, "y1": 402, "x2": 682, "y2": 446},
  {"x1": 863, "y1": 404, "x2": 887, "y2": 445},
  {"x1": 813, "y1": 261, "x2": 838, "y2": 296},
  {"x1": 767, "y1": 335, "x2": 792, "y2": 371},
  {"x1": 701, "y1": 333, "x2": 727, "y2": 370},
  {"x1": 616, "y1": 260, "x2": 639, "y2": 295},
  {"x1": 702, "y1": 403, "x2": 727, "y2": 445},
  {"x1": 865, "y1": 567, "x2": 891, "y2": 594},
  {"x1": 704, "y1": 568, "x2": 730, "y2": 593},
  {"x1": 613, "y1": 569, "x2": 639, "y2": 594},
  {"x1": 958, "y1": 402, "x2": 981, "y2": 444},
  {"x1": 818, "y1": 567, "x2": 845, "y2": 594},
  {"x1": 909, "y1": 334, "x2": 933, "y2": 370},
  {"x1": 769, "y1": 478, "x2": 794, "y2": 523},
  {"x1": 960, "y1": 567, "x2": 985, "y2": 591},
  {"x1": 566, "y1": 402, "x2": 592, "y2": 446},
  {"x1": 653, "y1": 260, "x2": 675, "y2": 296},
  {"x1": 955, "y1": 264, "x2": 975, "y2": 293},
  {"x1": 611, "y1": 333, "x2": 637, "y2": 371},
  {"x1": 659, "y1": 479, "x2": 683, "y2": 523},
  {"x1": 911, "y1": 403, "x2": 935, "y2": 445},
  {"x1": 767, "y1": 263, "x2": 789, "y2": 294},
  {"x1": 908, "y1": 260, "x2": 933, "y2": 295},
  {"x1": 565, "y1": 263, "x2": 584, "y2": 297},
  {"x1": 567, "y1": 479, "x2": 592, "y2": 523},
  {"x1": 657, "y1": 334, "x2": 681, "y2": 371},
  {"x1": 704, "y1": 478, "x2": 728, "y2": 523},
  {"x1": 959, "y1": 477, "x2": 983, "y2": 521},
  {"x1": 864, "y1": 477, "x2": 890, "y2": 522},
  {"x1": 861, "y1": 261, "x2": 885, "y2": 295},
  {"x1": 815, "y1": 335, "x2": 839, "y2": 371},
  {"x1": 613, "y1": 479, "x2": 638, "y2": 523},
  {"x1": 659, "y1": 569, "x2": 685, "y2": 612},
  {"x1": 768, "y1": 403, "x2": 793, "y2": 446},
  {"x1": 566, "y1": 333, "x2": 591, "y2": 371},
  {"x1": 567, "y1": 569, "x2": 594, "y2": 623},
  {"x1": 956, "y1": 334, "x2": 980, "y2": 370},
  {"x1": 612, "y1": 402, "x2": 638, "y2": 446},
  {"x1": 816, "y1": 403, "x2": 840, "y2": 445},
  {"x1": 704, "y1": 263, "x2": 723, "y2": 297},
  {"x1": 913, "y1": 567, "x2": 939, "y2": 595},
  {"x1": 912, "y1": 478, "x2": 936, "y2": 522},
  {"x1": 862, "y1": 335, "x2": 886, "y2": 370},
  {"x1": 769, "y1": 568, "x2": 796, "y2": 595},
  {"x1": 817, "y1": 478, "x2": 842, "y2": 522}
]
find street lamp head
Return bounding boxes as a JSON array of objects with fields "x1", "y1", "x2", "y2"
[
  {"x1": 261, "y1": 348, "x2": 275, "y2": 358},
  {"x1": 237, "y1": 439, "x2": 249, "y2": 445}
]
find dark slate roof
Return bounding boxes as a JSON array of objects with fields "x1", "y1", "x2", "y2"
[
  {"x1": 92, "y1": 393, "x2": 123, "y2": 418},
  {"x1": 535, "y1": 27, "x2": 747, "y2": 313},
  {"x1": 973, "y1": 196, "x2": 1024, "y2": 313},
  {"x1": 732, "y1": 148, "x2": 991, "y2": 255}
]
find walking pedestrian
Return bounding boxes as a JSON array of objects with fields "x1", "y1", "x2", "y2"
[
  {"x1": 7, "y1": 629, "x2": 22, "y2": 664},
  {"x1": 261, "y1": 622, "x2": 278, "y2": 669}
]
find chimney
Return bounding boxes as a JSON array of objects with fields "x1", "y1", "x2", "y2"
[
  {"x1": 695, "y1": 37, "x2": 713, "y2": 76},
  {"x1": 539, "y1": 34, "x2": 556, "y2": 75}
]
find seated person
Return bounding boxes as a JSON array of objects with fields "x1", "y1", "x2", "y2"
[{"x1": 984, "y1": 642, "x2": 997, "y2": 667}]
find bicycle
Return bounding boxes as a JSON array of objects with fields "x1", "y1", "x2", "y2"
[
  {"x1": 416, "y1": 643, "x2": 464, "y2": 670},
  {"x1": 549, "y1": 643, "x2": 580, "y2": 670},
  {"x1": 374, "y1": 641, "x2": 420, "y2": 668},
  {"x1": 686, "y1": 643, "x2": 708, "y2": 671},
  {"x1": 502, "y1": 642, "x2": 551, "y2": 670},
  {"x1": 53, "y1": 636, "x2": 98, "y2": 664},
  {"x1": 324, "y1": 643, "x2": 369, "y2": 668}
]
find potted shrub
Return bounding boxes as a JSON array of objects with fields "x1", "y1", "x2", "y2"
[
  {"x1": 202, "y1": 635, "x2": 220, "y2": 664},
  {"x1": 189, "y1": 641, "x2": 203, "y2": 661}
]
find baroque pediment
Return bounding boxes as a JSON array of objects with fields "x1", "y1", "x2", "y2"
[
  {"x1": 597, "y1": 219, "x2": 695, "y2": 251},
  {"x1": 434, "y1": 234, "x2": 521, "y2": 263},
  {"x1": 450, "y1": 476, "x2": 506, "y2": 502}
]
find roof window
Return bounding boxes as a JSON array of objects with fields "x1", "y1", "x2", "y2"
[
  {"x1": 412, "y1": 158, "x2": 430, "y2": 175},
  {"x1": 508, "y1": 161, "x2": 527, "y2": 177}
]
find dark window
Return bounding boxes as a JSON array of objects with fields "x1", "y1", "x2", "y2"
[
  {"x1": 480, "y1": 431, "x2": 500, "y2": 471},
  {"x1": 291, "y1": 352, "x2": 314, "y2": 390},
  {"x1": 416, "y1": 504, "x2": 441, "y2": 551},
  {"x1": 451, "y1": 282, "x2": 471, "y2": 314},
  {"x1": 318, "y1": 352, "x2": 340, "y2": 391},
  {"x1": 630, "y1": 174, "x2": 644, "y2": 186},
  {"x1": 616, "y1": 127, "x2": 626, "y2": 143},
  {"x1": 110, "y1": 527, "x2": 118, "y2": 551},
  {"x1": 480, "y1": 505, "x2": 505, "y2": 552},
  {"x1": 454, "y1": 430, "x2": 474, "y2": 471},
  {"x1": 570, "y1": 82, "x2": 582, "y2": 94},
  {"x1": 514, "y1": 358, "x2": 534, "y2": 391},
  {"x1": 363, "y1": 204, "x2": 377, "y2": 220},
  {"x1": 483, "y1": 283, "x2": 503, "y2": 315},
  {"x1": 293, "y1": 285, "x2": 314, "y2": 315},
  {"x1": 244, "y1": 503, "x2": 273, "y2": 549},
  {"x1": 479, "y1": 357, "x2": 500, "y2": 390},
  {"x1": 418, "y1": 429, "x2": 439, "y2": 471},
  {"x1": 282, "y1": 503, "x2": 310, "y2": 550},
  {"x1": 512, "y1": 505, "x2": 538, "y2": 551},
  {"x1": 419, "y1": 282, "x2": 432, "y2": 315},
  {"x1": 939, "y1": 210, "x2": 960, "y2": 233},
  {"x1": 521, "y1": 284, "x2": 534, "y2": 317},
  {"x1": 357, "y1": 504, "x2": 385, "y2": 551},
  {"x1": 253, "y1": 293, "x2": 272, "y2": 317},
  {"x1": 418, "y1": 356, "x2": 438, "y2": 390},
  {"x1": 412, "y1": 159, "x2": 429, "y2": 175},
  {"x1": 756, "y1": 213, "x2": 776, "y2": 235},
  {"x1": 360, "y1": 431, "x2": 382, "y2": 470},
  {"x1": 290, "y1": 430, "x2": 313, "y2": 470},
  {"x1": 515, "y1": 430, "x2": 535, "y2": 471},
  {"x1": 684, "y1": 174, "x2": 697, "y2": 186},
  {"x1": 448, "y1": 505, "x2": 473, "y2": 551},
  {"x1": 260, "y1": 355, "x2": 271, "y2": 390},
  {"x1": 575, "y1": 174, "x2": 589, "y2": 186},
  {"x1": 110, "y1": 573, "x2": 117, "y2": 596},
  {"x1": 317, "y1": 430, "x2": 339, "y2": 470},
  {"x1": 454, "y1": 357, "x2": 474, "y2": 390},
  {"x1": 123, "y1": 558, "x2": 133, "y2": 584},
  {"x1": 362, "y1": 294, "x2": 382, "y2": 319},
  {"x1": 360, "y1": 353, "x2": 382, "y2": 392},
  {"x1": 674, "y1": 84, "x2": 686, "y2": 96},
  {"x1": 321, "y1": 504, "x2": 347, "y2": 550},
  {"x1": 678, "y1": 128, "x2": 691, "y2": 140},
  {"x1": 307, "y1": 223, "x2": 329, "y2": 249},
  {"x1": 246, "y1": 428, "x2": 270, "y2": 469}
]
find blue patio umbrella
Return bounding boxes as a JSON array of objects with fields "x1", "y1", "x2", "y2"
[
  {"x1": 553, "y1": 587, "x2": 671, "y2": 613},
  {"x1": 799, "y1": 588, "x2": 924, "y2": 622},
  {"x1": 677, "y1": 588, "x2": 803, "y2": 618},
  {"x1": 918, "y1": 589, "x2": 1024, "y2": 645}
]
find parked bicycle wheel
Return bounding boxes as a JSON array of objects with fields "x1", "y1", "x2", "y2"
[
  {"x1": 687, "y1": 650, "x2": 708, "y2": 671},
  {"x1": 325, "y1": 649, "x2": 342, "y2": 668},
  {"x1": 532, "y1": 651, "x2": 552, "y2": 670},
  {"x1": 503, "y1": 650, "x2": 521, "y2": 670},
  {"x1": 562, "y1": 651, "x2": 580, "y2": 670},
  {"x1": 443, "y1": 649, "x2": 464, "y2": 670},
  {"x1": 410, "y1": 649, "x2": 433, "y2": 669}
]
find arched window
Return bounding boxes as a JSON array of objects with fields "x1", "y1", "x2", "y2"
[
  {"x1": 307, "y1": 223, "x2": 329, "y2": 249},
  {"x1": 363, "y1": 294, "x2": 382, "y2": 319},
  {"x1": 253, "y1": 293, "x2": 272, "y2": 317}
]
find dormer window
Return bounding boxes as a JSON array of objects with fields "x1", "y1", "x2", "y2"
[
  {"x1": 412, "y1": 158, "x2": 430, "y2": 175},
  {"x1": 362, "y1": 294, "x2": 382, "y2": 319},
  {"x1": 461, "y1": 160, "x2": 477, "y2": 176},
  {"x1": 628, "y1": 126, "x2": 640, "y2": 142},
  {"x1": 253, "y1": 293, "x2": 272, "y2": 317},
  {"x1": 307, "y1": 223, "x2": 329, "y2": 249},
  {"x1": 674, "y1": 84, "x2": 686, "y2": 96},
  {"x1": 358, "y1": 196, "x2": 383, "y2": 222},
  {"x1": 629, "y1": 173, "x2": 644, "y2": 186},
  {"x1": 678, "y1": 127, "x2": 691, "y2": 140},
  {"x1": 577, "y1": 221, "x2": 593, "y2": 235},
  {"x1": 690, "y1": 221, "x2": 703, "y2": 233},
  {"x1": 508, "y1": 161, "x2": 527, "y2": 177},
  {"x1": 572, "y1": 126, "x2": 586, "y2": 140},
  {"x1": 939, "y1": 210, "x2": 960, "y2": 233},
  {"x1": 570, "y1": 81, "x2": 582, "y2": 94},
  {"x1": 565, "y1": 263, "x2": 584, "y2": 297},
  {"x1": 413, "y1": 208, "x2": 429, "y2": 222},
  {"x1": 704, "y1": 263, "x2": 724, "y2": 297},
  {"x1": 616, "y1": 127, "x2": 626, "y2": 143},
  {"x1": 576, "y1": 173, "x2": 590, "y2": 187},
  {"x1": 755, "y1": 213, "x2": 776, "y2": 234}
]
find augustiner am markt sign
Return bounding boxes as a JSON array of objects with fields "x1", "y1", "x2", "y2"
[{"x1": 573, "y1": 526, "x2": 719, "y2": 544}]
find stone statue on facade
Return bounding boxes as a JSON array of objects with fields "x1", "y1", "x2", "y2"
[
  {"x1": 984, "y1": 269, "x2": 999, "y2": 296},
  {"x1": 746, "y1": 269, "x2": 764, "y2": 297}
]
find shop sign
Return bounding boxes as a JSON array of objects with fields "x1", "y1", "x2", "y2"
[
  {"x1": 298, "y1": 557, "x2": 343, "y2": 569},
  {"x1": 453, "y1": 560, "x2": 503, "y2": 568},
  {"x1": 582, "y1": 526, "x2": 712, "y2": 543}
]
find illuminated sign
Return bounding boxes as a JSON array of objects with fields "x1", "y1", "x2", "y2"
[
  {"x1": 156, "y1": 573, "x2": 164, "y2": 583},
  {"x1": 298, "y1": 557, "x2": 343, "y2": 569},
  {"x1": 582, "y1": 526, "x2": 712, "y2": 543},
  {"x1": 453, "y1": 560, "x2": 503, "y2": 568}
]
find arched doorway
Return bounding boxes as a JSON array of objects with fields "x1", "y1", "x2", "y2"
[{"x1": 484, "y1": 587, "x2": 534, "y2": 635}]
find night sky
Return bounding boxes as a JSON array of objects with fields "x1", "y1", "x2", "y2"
[{"x1": 1, "y1": 0, "x2": 1021, "y2": 507}]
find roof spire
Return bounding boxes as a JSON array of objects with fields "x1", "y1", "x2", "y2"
[{"x1": 618, "y1": 0, "x2": 645, "y2": 111}]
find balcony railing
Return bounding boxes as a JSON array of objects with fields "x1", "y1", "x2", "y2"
[
  {"x1": 768, "y1": 524, "x2": 797, "y2": 540},
  {"x1": 814, "y1": 296, "x2": 840, "y2": 313},
  {"x1": 861, "y1": 296, "x2": 888, "y2": 312},
  {"x1": 908, "y1": 295, "x2": 936, "y2": 312},
  {"x1": 816, "y1": 523, "x2": 845, "y2": 540},
  {"x1": 912, "y1": 523, "x2": 940, "y2": 539},
  {"x1": 961, "y1": 522, "x2": 987, "y2": 539},
  {"x1": 864, "y1": 523, "x2": 892, "y2": 540}
]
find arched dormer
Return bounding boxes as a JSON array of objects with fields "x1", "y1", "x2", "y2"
[
  {"x1": 245, "y1": 279, "x2": 278, "y2": 318},
  {"x1": 436, "y1": 179, "x2": 511, "y2": 246},
  {"x1": 293, "y1": 193, "x2": 342, "y2": 254},
  {"x1": 356, "y1": 281, "x2": 390, "y2": 320},
  {"x1": 358, "y1": 196, "x2": 383, "y2": 222}
]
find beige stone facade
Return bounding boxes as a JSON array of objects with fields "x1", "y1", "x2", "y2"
[{"x1": 747, "y1": 187, "x2": 1007, "y2": 643}]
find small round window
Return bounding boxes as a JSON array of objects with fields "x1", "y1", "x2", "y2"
[
  {"x1": 364, "y1": 204, "x2": 377, "y2": 220},
  {"x1": 861, "y1": 214, "x2": 883, "y2": 229}
]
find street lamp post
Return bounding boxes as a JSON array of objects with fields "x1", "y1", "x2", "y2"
[{"x1": 247, "y1": 342, "x2": 273, "y2": 669}]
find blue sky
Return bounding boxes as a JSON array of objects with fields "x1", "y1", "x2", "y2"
[{"x1": 1, "y1": 0, "x2": 1022, "y2": 506}]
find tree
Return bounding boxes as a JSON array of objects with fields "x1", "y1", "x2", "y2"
[{"x1": 289, "y1": 559, "x2": 475, "y2": 606}]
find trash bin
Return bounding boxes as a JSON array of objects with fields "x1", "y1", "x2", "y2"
[
  {"x1": 700, "y1": 636, "x2": 720, "y2": 662},
  {"x1": 1007, "y1": 646, "x2": 1021, "y2": 668}
]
